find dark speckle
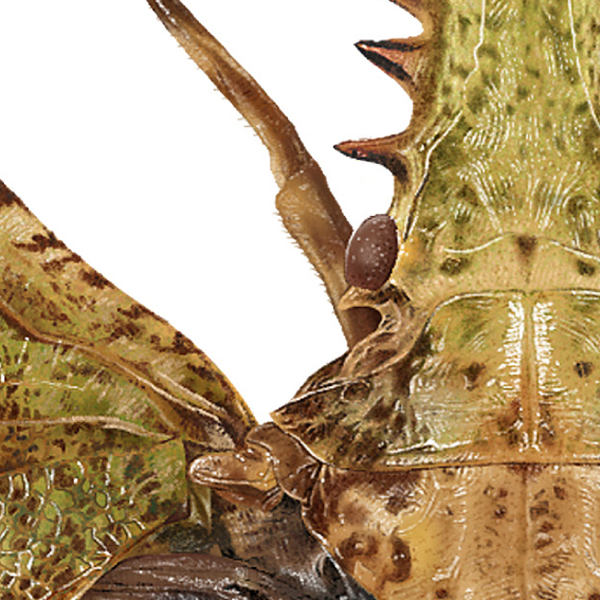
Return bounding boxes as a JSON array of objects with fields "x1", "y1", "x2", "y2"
[
  {"x1": 389, "y1": 535, "x2": 411, "y2": 582},
  {"x1": 80, "y1": 269, "x2": 113, "y2": 289},
  {"x1": 440, "y1": 256, "x2": 469, "y2": 276},
  {"x1": 516, "y1": 235, "x2": 537, "y2": 259},
  {"x1": 575, "y1": 361, "x2": 593, "y2": 378},
  {"x1": 553, "y1": 485, "x2": 566, "y2": 500},
  {"x1": 171, "y1": 331, "x2": 196, "y2": 355},
  {"x1": 436, "y1": 590, "x2": 449, "y2": 599},
  {"x1": 14, "y1": 232, "x2": 67, "y2": 253},
  {"x1": 530, "y1": 500, "x2": 550, "y2": 519},
  {"x1": 338, "y1": 532, "x2": 378, "y2": 563},
  {"x1": 118, "y1": 304, "x2": 153, "y2": 320},
  {"x1": 0, "y1": 181, "x2": 22, "y2": 206},
  {"x1": 462, "y1": 362, "x2": 486, "y2": 390},
  {"x1": 577, "y1": 260, "x2": 596, "y2": 276}
]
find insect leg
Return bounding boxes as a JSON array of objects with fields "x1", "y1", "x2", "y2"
[
  {"x1": 145, "y1": 0, "x2": 379, "y2": 346},
  {"x1": 82, "y1": 554, "x2": 308, "y2": 600}
]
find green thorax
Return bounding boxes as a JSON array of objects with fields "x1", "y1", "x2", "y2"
[{"x1": 384, "y1": 0, "x2": 600, "y2": 308}]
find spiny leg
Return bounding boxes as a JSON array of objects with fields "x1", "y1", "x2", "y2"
[{"x1": 145, "y1": 0, "x2": 379, "y2": 346}]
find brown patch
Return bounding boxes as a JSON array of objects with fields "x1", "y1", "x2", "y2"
[
  {"x1": 540, "y1": 521, "x2": 554, "y2": 533},
  {"x1": 41, "y1": 254, "x2": 82, "y2": 274},
  {"x1": 508, "y1": 463, "x2": 546, "y2": 481},
  {"x1": 338, "y1": 532, "x2": 378, "y2": 563},
  {"x1": 494, "y1": 505, "x2": 507, "y2": 518},
  {"x1": 171, "y1": 331, "x2": 196, "y2": 354},
  {"x1": 574, "y1": 361, "x2": 594, "y2": 378},
  {"x1": 529, "y1": 500, "x2": 550, "y2": 519},
  {"x1": 435, "y1": 590, "x2": 449, "y2": 599},
  {"x1": 118, "y1": 304, "x2": 154, "y2": 320},
  {"x1": 440, "y1": 256, "x2": 469, "y2": 275},
  {"x1": 14, "y1": 232, "x2": 66, "y2": 253},
  {"x1": 553, "y1": 485, "x2": 566, "y2": 500},
  {"x1": 516, "y1": 234, "x2": 537, "y2": 259},
  {"x1": 50, "y1": 566, "x2": 76, "y2": 587},
  {"x1": 389, "y1": 535, "x2": 411, "y2": 582},
  {"x1": 101, "y1": 533, "x2": 120, "y2": 555},
  {"x1": 534, "y1": 535, "x2": 553, "y2": 550},
  {"x1": 109, "y1": 320, "x2": 143, "y2": 341},
  {"x1": 17, "y1": 578, "x2": 31, "y2": 591},
  {"x1": 588, "y1": 594, "x2": 600, "y2": 600},
  {"x1": 0, "y1": 181, "x2": 22, "y2": 206},
  {"x1": 364, "y1": 397, "x2": 394, "y2": 422},
  {"x1": 80, "y1": 269, "x2": 112, "y2": 289},
  {"x1": 461, "y1": 361, "x2": 486, "y2": 390},
  {"x1": 577, "y1": 260, "x2": 597, "y2": 276}
]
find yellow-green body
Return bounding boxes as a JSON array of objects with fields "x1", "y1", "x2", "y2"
[{"x1": 5, "y1": 0, "x2": 600, "y2": 599}]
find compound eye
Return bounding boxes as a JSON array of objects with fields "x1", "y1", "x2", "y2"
[{"x1": 345, "y1": 214, "x2": 398, "y2": 290}]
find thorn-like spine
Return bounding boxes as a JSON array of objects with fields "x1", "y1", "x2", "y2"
[
  {"x1": 335, "y1": 138, "x2": 408, "y2": 182},
  {"x1": 355, "y1": 38, "x2": 429, "y2": 98}
]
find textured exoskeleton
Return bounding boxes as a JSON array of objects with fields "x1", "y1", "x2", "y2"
[{"x1": 3, "y1": 0, "x2": 600, "y2": 599}]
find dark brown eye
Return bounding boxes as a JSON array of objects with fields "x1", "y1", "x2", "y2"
[{"x1": 345, "y1": 214, "x2": 398, "y2": 290}]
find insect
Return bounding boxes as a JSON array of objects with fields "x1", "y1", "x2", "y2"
[{"x1": 3, "y1": 0, "x2": 600, "y2": 598}]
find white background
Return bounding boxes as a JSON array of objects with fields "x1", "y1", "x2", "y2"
[{"x1": 0, "y1": 1, "x2": 418, "y2": 423}]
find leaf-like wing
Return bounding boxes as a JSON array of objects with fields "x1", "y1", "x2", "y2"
[{"x1": 0, "y1": 180, "x2": 256, "y2": 598}]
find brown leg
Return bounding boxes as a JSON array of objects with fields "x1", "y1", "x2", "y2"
[
  {"x1": 84, "y1": 551, "x2": 375, "y2": 600},
  {"x1": 144, "y1": 0, "x2": 378, "y2": 345},
  {"x1": 83, "y1": 554, "x2": 305, "y2": 600}
]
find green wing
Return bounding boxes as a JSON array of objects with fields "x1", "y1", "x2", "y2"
[{"x1": 0, "y1": 180, "x2": 255, "y2": 599}]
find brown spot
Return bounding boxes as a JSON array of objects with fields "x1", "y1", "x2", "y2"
[
  {"x1": 553, "y1": 485, "x2": 567, "y2": 500},
  {"x1": 440, "y1": 256, "x2": 469, "y2": 275},
  {"x1": 461, "y1": 361, "x2": 486, "y2": 390},
  {"x1": 494, "y1": 505, "x2": 507, "y2": 518},
  {"x1": 50, "y1": 567, "x2": 76, "y2": 588},
  {"x1": 588, "y1": 594, "x2": 600, "y2": 600},
  {"x1": 41, "y1": 254, "x2": 82, "y2": 274},
  {"x1": 534, "y1": 535, "x2": 553, "y2": 550},
  {"x1": 575, "y1": 361, "x2": 593, "y2": 378},
  {"x1": 12, "y1": 538, "x2": 28, "y2": 552},
  {"x1": 14, "y1": 232, "x2": 66, "y2": 253},
  {"x1": 385, "y1": 488, "x2": 413, "y2": 515},
  {"x1": 171, "y1": 331, "x2": 196, "y2": 354},
  {"x1": 516, "y1": 235, "x2": 537, "y2": 259},
  {"x1": 53, "y1": 465, "x2": 76, "y2": 490},
  {"x1": 109, "y1": 320, "x2": 142, "y2": 341},
  {"x1": 578, "y1": 260, "x2": 597, "y2": 276},
  {"x1": 389, "y1": 535, "x2": 411, "y2": 582},
  {"x1": 540, "y1": 521, "x2": 555, "y2": 533},
  {"x1": 508, "y1": 463, "x2": 546, "y2": 481},
  {"x1": 118, "y1": 303, "x2": 154, "y2": 320},
  {"x1": 435, "y1": 590, "x2": 449, "y2": 599},
  {"x1": 339, "y1": 532, "x2": 378, "y2": 563},
  {"x1": 0, "y1": 181, "x2": 22, "y2": 206},
  {"x1": 530, "y1": 500, "x2": 550, "y2": 519},
  {"x1": 364, "y1": 397, "x2": 394, "y2": 422},
  {"x1": 29, "y1": 587, "x2": 48, "y2": 600},
  {"x1": 17, "y1": 578, "x2": 31, "y2": 591},
  {"x1": 71, "y1": 535, "x2": 86, "y2": 554},
  {"x1": 80, "y1": 269, "x2": 112, "y2": 289}
]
